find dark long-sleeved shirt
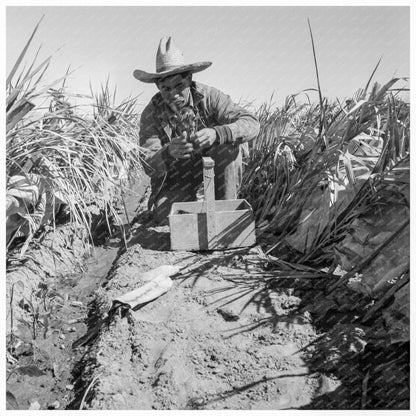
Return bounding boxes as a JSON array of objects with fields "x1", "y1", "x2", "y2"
[{"x1": 139, "y1": 81, "x2": 260, "y2": 180}]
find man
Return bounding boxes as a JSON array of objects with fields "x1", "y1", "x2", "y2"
[{"x1": 134, "y1": 37, "x2": 260, "y2": 224}]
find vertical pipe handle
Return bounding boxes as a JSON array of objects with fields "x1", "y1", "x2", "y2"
[{"x1": 202, "y1": 157, "x2": 216, "y2": 248}]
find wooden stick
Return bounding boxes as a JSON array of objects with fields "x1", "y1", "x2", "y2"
[
  {"x1": 79, "y1": 374, "x2": 100, "y2": 410},
  {"x1": 203, "y1": 157, "x2": 217, "y2": 248},
  {"x1": 361, "y1": 370, "x2": 370, "y2": 409},
  {"x1": 222, "y1": 271, "x2": 330, "y2": 279}
]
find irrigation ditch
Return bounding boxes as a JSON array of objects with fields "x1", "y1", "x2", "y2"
[{"x1": 5, "y1": 180, "x2": 144, "y2": 410}]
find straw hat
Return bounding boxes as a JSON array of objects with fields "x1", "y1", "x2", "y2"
[{"x1": 133, "y1": 36, "x2": 212, "y2": 83}]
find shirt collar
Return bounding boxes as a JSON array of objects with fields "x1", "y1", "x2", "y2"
[{"x1": 191, "y1": 82, "x2": 205, "y2": 105}]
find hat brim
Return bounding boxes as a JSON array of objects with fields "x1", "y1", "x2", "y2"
[{"x1": 133, "y1": 62, "x2": 212, "y2": 83}]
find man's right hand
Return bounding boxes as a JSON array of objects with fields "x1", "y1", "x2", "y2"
[{"x1": 168, "y1": 133, "x2": 194, "y2": 159}]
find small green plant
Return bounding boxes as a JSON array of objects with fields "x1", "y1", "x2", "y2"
[{"x1": 8, "y1": 283, "x2": 64, "y2": 352}]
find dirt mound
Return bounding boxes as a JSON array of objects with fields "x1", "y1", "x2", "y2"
[{"x1": 67, "y1": 221, "x2": 323, "y2": 410}]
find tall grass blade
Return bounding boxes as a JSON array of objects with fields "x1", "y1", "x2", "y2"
[{"x1": 6, "y1": 15, "x2": 45, "y2": 87}]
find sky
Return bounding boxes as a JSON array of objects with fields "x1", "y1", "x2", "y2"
[{"x1": 5, "y1": 4, "x2": 410, "y2": 113}]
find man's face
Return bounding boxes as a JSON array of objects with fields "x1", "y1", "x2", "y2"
[{"x1": 157, "y1": 73, "x2": 192, "y2": 108}]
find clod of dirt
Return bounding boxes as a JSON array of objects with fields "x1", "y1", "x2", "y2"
[
  {"x1": 28, "y1": 400, "x2": 41, "y2": 410},
  {"x1": 217, "y1": 307, "x2": 240, "y2": 321},
  {"x1": 48, "y1": 400, "x2": 60, "y2": 409}
]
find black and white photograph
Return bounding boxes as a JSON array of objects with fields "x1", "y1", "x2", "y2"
[{"x1": 4, "y1": 2, "x2": 411, "y2": 411}]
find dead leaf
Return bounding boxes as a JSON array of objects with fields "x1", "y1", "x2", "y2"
[
  {"x1": 15, "y1": 364, "x2": 46, "y2": 377},
  {"x1": 13, "y1": 280, "x2": 25, "y2": 292},
  {"x1": 6, "y1": 391, "x2": 19, "y2": 410},
  {"x1": 15, "y1": 323, "x2": 33, "y2": 343}
]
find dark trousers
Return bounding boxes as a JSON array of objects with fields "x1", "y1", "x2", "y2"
[{"x1": 152, "y1": 143, "x2": 242, "y2": 224}]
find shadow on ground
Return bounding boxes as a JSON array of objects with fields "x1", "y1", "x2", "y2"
[
  {"x1": 175, "y1": 250, "x2": 410, "y2": 410},
  {"x1": 120, "y1": 211, "x2": 171, "y2": 252},
  {"x1": 100, "y1": 210, "x2": 410, "y2": 410}
]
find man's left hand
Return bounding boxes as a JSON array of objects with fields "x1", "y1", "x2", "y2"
[{"x1": 191, "y1": 128, "x2": 217, "y2": 150}]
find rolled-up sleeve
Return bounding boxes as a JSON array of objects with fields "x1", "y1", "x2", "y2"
[
  {"x1": 207, "y1": 87, "x2": 260, "y2": 145},
  {"x1": 139, "y1": 103, "x2": 170, "y2": 178}
]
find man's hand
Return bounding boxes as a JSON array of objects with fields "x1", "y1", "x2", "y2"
[
  {"x1": 168, "y1": 132, "x2": 194, "y2": 159},
  {"x1": 191, "y1": 128, "x2": 217, "y2": 150}
]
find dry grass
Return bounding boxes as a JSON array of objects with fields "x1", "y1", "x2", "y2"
[
  {"x1": 240, "y1": 77, "x2": 409, "y2": 266},
  {"x1": 6, "y1": 18, "x2": 145, "y2": 259}
]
